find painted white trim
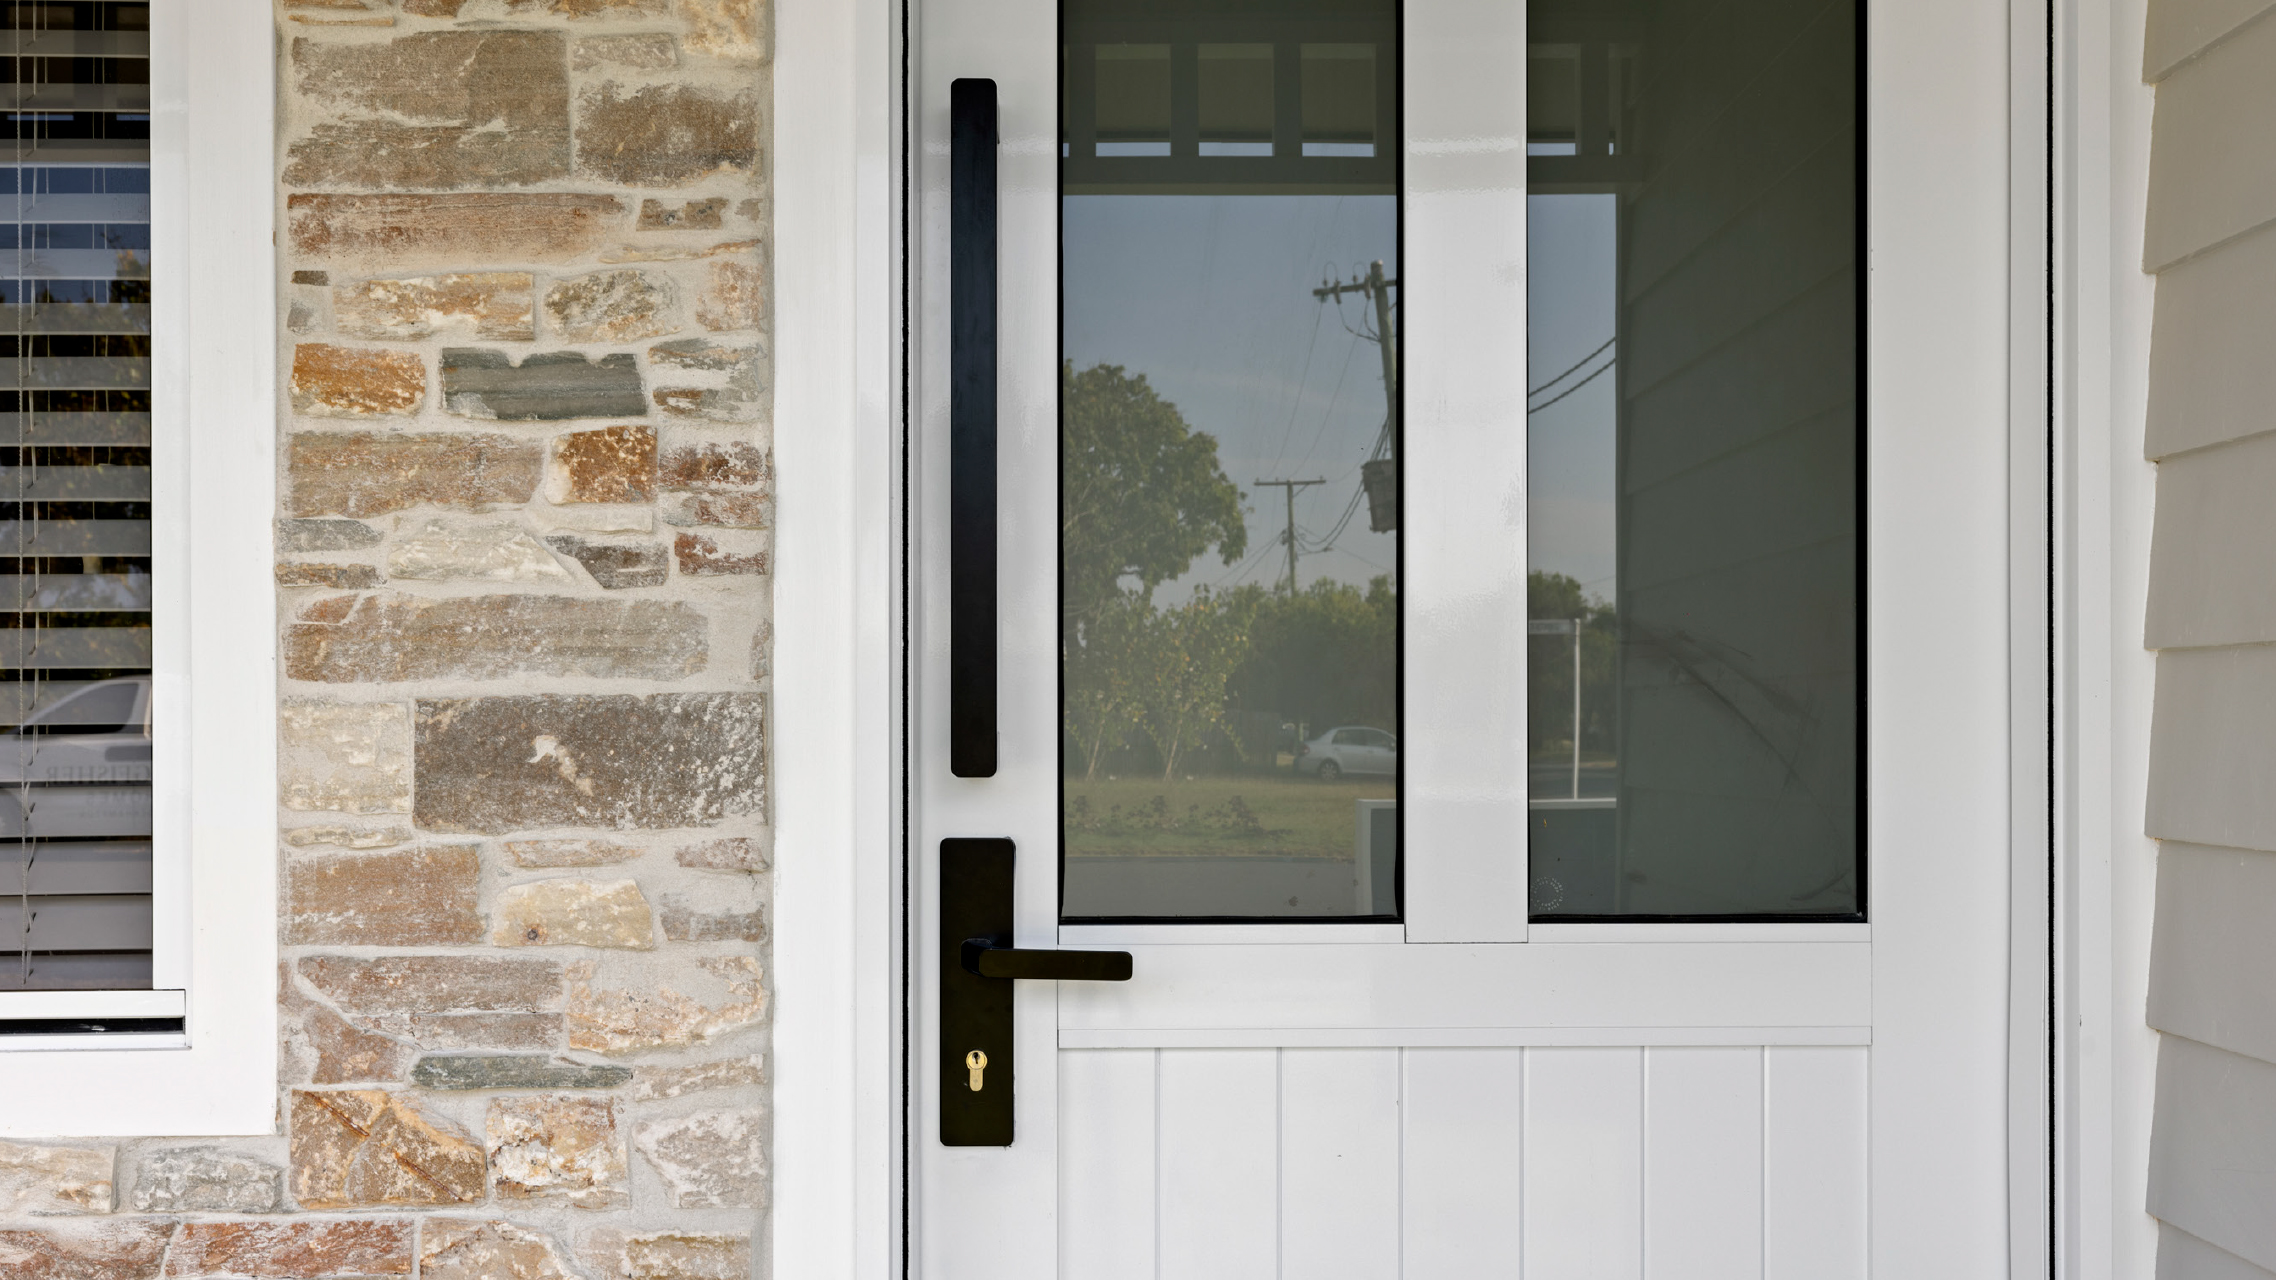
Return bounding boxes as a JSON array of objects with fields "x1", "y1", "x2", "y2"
[
  {"x1": 2052, "y1": 0, "x2": 2162, "y2": 1269},
  {"x1": 2012, "y1": 0, "x2": 2055, "y2": 1271},
  {"x1": 1061, "y1": 924, "x2": 1405, "y2": 946},
  {"x1": 1061, "y1": 1025, "x2": 1873, "y2": 1049},
  {"x1": 0, "y1": 990, "x2": 184, "y2": 1020},
  {"x1": 0, "y1": 0, "x2": 279, "y2": 1136},
  {"x1": 772, "y1": 0, "x2": 902, "y2": 1276},
  {"x1": 0, "y1": 1033, "x2": 186, "y2": 1053},
  {"x1": 1527, "y1": 923, "x2": 1872, "y2": 944}
]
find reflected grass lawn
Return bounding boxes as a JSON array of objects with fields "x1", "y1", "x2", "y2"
[{"x1": 1063, "y1": 773, "x2": 1395, "y2": 859}]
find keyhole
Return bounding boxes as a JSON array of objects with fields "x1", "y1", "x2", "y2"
[{"x1": 965, "y1": 1049, "x2": 987, "y2": 1092}]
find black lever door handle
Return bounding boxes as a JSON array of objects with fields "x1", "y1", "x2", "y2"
[
  {"x1": 961, "y1": 937, "x2": 1134, "y2": 982},
  {"x1": 949, "y1": 77, "x2": 999, "y2": 778}
]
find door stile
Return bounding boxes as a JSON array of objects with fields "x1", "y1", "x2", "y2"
[{"x1": 1402, "y1": 0, "x2": 1532, "y2": 943}]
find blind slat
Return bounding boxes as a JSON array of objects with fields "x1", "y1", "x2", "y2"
[
  {"x1": 6, "y1": 194, "x2": 149, "y2": 224},
  {"x1": 0, "y1": 785, "x2": 153, "y2": 840},
  {"x1": 0, "y1": 627, "x2": 152, "y2": 667},
  {"x1": 0, "y1": 412, "x2": 150, "y2": 444},
  {"x1": 0, "y1": 895, "x2": 152, "y2": 951},
  {"x1": 0, "y1": 520, "x2": 152, "y2": 555},
  {"x1": 0, "y1": 841, "x2": 153, "y2": 895},
  {"x1": 10, "y1": 30, "x2": 149, "y2": 59},
  {"x1": 0, "y1": 250, "x2": 149, "y2": 280},
  {"x1": 4, "y1": 356, "x2": 149, "y2": 389},
  {"x1": 0, "y1": 574, "x2": 150, "y2": 610},
  {"x1": 0, "y1": 950, "x2": 150, "y2": 990},
  {"x1": 0, "y1": 466, "x2": 151, "y2": 501},
  {"x1": 5, "y1": 84, "x2": 150, "y2": 114}
]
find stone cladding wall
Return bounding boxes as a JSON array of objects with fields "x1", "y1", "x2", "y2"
[{"x1": 0, "y1": 2, "x2": 775, "y2": 1276}]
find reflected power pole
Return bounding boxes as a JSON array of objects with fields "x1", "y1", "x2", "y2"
[
  {"x1": 1253, "y1": 476, "x2": 1325, "y2": 594},
  {"x1": 1313, "y1": 259, "x2": 1400, "y2": 532}
]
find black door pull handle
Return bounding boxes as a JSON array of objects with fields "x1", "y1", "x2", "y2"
[
  {"x1": 961, "y1": 937, "x2": 1134, "y2": 982},
  {"x1": 949, "y1": 77, "x2": 999, "y2": 778}
]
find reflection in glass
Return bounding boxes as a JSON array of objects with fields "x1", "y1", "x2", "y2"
[
  {"x1": 0, "y1": 2, "x2": 158, "y2": 987},
  {"x1": 1527, "y1": 0, "x2": 1860, "y2": 919},
  {"x1": 1061, "y1": 0, "x2": 1399, "y2": 922}
]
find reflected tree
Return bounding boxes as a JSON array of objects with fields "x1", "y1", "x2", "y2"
[
  {"x1": 1130, "y1": 587, "x2": 1255, "y2": 781},
  {"x1": 1061, "y1": 361, "x2": 1248, "y2": 627},
  {"x1": 1065, "y1": 590, "x2": 1148, "y2": 780}
]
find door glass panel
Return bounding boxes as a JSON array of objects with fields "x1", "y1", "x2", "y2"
[
  {"x1": 1526, "y1": 0, "x2": 1861, "y2": 919},
  {"x1": 1060, "y1": 0, "x2": 1399, "y2": 922}
]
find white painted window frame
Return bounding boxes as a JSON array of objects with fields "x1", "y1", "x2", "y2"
[{"x1": 0, "y1": 0, "x2": 277, "y2": 1137}]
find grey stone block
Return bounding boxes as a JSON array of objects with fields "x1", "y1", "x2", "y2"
[
  {"x1": 414, "y1": 693, "x2": 766, "y2": 833},
  {"x1": 130, "y1": 1148, "x2": 285, "y2": 1214},
  {"x1": 279, "y1": 518, "x2": 382, "y2": 552},
  {"x1": 441, "y1": 349, "x2": 646, "y2": 421},
  {"x1": 545, "y1": 535, "x2": 670, "y2": 589},
  {"x1": 411, "y1": 1054, "x2": 633, "y2": 1091}
]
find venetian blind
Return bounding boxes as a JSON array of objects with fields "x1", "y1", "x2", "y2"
[{"x1": 0, "y1": 0, "x2": 154, "y2": 993}]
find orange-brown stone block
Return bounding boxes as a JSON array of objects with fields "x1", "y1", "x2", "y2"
[
  {"x1": 289, "y1": 432, "x2": 541, "y2": 518},
  {"x1": 170, "y1": 1219, "x2": 413, "y2": 1278},
  {"x1": 283, "y1": 593, "x2": 707, "y2": 682},
  {"x1": 487, "y1": 1095, "x2": 629, "y2": 1208},
  {"x1": 581, "y1": 1231, "x2": 752, "y2": 1280},
  {"x1": 285, "y1": 32, "x2": 571, "y2": 188},
  {"x1": 275, "y1": 562, "x2": 384, "y2": 589},
  {"x1": 290, "y1": 344, "x2": 426, "y2": 418},
  {"x1": 694, "y1": 258, "x2": 765, "y2": 331},
  {"x1": 289, "y1": 1090, "x2": 487, "y2": 1208},
  {"x1": 421, "y1": 1220, "x2": 581, "y2": 1280},
  {"x1": 565, "y1": 955, "x2": 766, "y2": 1054},
  {"x1": 543, "y1": 270, "x2": 679, "y2": 343},
  {"x1": 548, "y1": 424, "x2": 657, "y2": 504},
  {"x1": 284, "y1": 846, "x2": 483, "y2": 946},
  {"x1": 335, "y1": 273, "x2": 537, "y2": 343},
  {"x1": 576, "y1": 84, "x2": 758, "y2": 186},
  {"x1": 296, "y1": 955, "x2": 566, "y2": 1017},
  {"x1": 673, "y1": 531, "x2": 768, "y2": 576},
  {"x1": 661, "y1": 492, "x2": 771, "y2": 529},
  {"x1": 287, "y1": 194, "x2": 628, "y2": 268},
  {"x1": 658, "y1": 439, "x2": 769, "y2": 491},
  {"x1": 639, "y1": 197, "x2": 727, "y2": 229},
  {"x1": 0, "y1": 1222, "x2": 174, "y2": 1280},
  {"x1": 675, "y1": 835, "x2": 768, "y2": 872}
]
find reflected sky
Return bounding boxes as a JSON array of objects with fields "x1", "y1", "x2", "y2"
[
  {"x1": 1063, "y1": 194, "x2": 1397, "y2": 601},
  {"x1": 1526, "y1": 193, "x2": 1618, "y2": 596}
]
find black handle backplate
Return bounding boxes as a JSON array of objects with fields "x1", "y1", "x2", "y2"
[
  {"x1": 949, "y1": 78, "x2": 999, "y2": 778},
  {"x1": 939, "y1": 837, "x2": 1013, "y2": 1145},
  {"x1": 939, "y1": 838, "x2": 1136, "y2": 1147}
]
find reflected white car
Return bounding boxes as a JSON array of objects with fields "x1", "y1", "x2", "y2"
[
  {"x1": 0, "y1": 676, "x2": 153, "y2": 840},
  {"x1": 1293, "y1": 725, "x2": 1397, "y2": 781}
]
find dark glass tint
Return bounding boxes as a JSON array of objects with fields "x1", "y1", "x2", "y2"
[
  {"x1": 0, "y1": 1, "x2": 158, "y2": 989},
  {"x1": 1060, "y1": 0, "x2": 1400, "y2": 921},
  {"x1": 1526, "y1": 0, "x2": 1860, "y2": 919}
]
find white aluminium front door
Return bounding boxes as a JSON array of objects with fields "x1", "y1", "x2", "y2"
[{"x1": 911, "y1": 0, "x2": 2021, "y2": 1274}]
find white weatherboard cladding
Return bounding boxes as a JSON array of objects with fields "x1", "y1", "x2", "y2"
[
  {"x1": 2143, "y1": 4, "x2": 2276, "y2": 271},
  {"x1": 2149, "y1": 1035, "x2": 2276, "y2": 1269},
  {"x1": 2160, "y1": 1223, "x2": 2276, "y2": 1280},
  {"x1": 2148, "y1": 843, "x2": 2276, "y2": 1066},
  {"x1": 2145, "y1": 220, "x2": 2276, "y2": 459}
]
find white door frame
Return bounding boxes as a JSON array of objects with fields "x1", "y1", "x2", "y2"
[{"x1": 763, "y1": 0, "x2": 2144, "y2": 1275}]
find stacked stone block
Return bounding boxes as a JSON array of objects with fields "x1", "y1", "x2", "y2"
[{"x1": 0, "y1": 2, "x2": 774, "y2": 1276}]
